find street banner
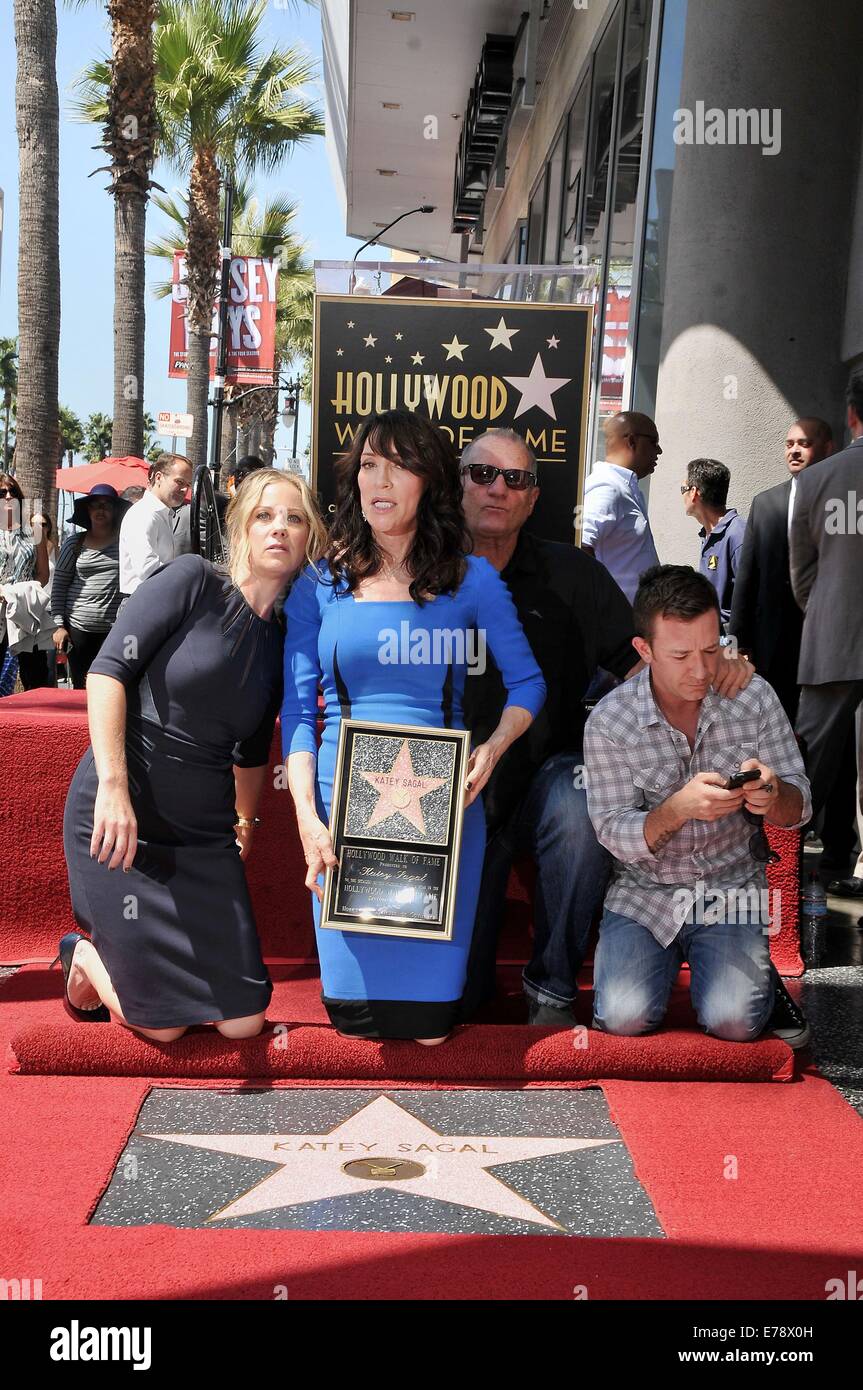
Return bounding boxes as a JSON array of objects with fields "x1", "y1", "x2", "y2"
[
  {"x1": 312, "y1": 293, "x2": 592, "y2": 544},
  {"x1": 169, "y1": 251, "x2": 279, "y2": 385}
]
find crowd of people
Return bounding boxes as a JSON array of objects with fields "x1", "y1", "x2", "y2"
[{"x1": 3, "y1": 390, "x2": 860, "y2": 1050}]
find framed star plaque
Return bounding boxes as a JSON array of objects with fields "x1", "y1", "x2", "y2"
[{"x1": 321, "y1": 719, "x2": 472, "y2": 940}]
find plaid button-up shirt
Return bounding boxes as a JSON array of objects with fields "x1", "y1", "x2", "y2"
[{"x1": 583, "y1": 669, "x2": 811, "y2": 946}]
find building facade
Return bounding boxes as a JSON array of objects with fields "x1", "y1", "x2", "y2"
[{"x1": 322, "y1": 0, "x2": 863, "y2": 562}]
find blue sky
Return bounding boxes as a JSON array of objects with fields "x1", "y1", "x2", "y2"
[{"x1": 0, "y1": 1, "x2": 372, "y2": 461}]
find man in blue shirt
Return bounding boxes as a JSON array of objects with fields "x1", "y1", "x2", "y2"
[
  {"x1": 581, "y1": 412, "x2": 661, "y2": 603},
  {"x1": 682, "y1": 458, "x2": 747, "y2": 630}
]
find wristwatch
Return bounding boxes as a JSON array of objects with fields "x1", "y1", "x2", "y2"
[{"x1": 234, "y1": 815, "x2": 261, "y2": 829}]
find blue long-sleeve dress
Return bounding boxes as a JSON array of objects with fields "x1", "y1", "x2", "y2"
[{"x1": 281, "y1": 554, "x2": 546, "y2": 1038}]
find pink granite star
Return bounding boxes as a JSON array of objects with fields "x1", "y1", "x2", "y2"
[{"x1": 360, "y1": 739, "x2": 447, "y2": 835}]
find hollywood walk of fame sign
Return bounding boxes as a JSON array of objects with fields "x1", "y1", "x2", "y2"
[
  {"x1": 311, "y1": 294, "x2": 593, "y2": 545},
  {"x1": 146, "y1": 1096, "x2": 618, "y2": 1230},
  {"x1": 321, "y1": 719, "x2": 471, "y2": 940}
]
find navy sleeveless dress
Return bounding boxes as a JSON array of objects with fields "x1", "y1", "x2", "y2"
[
  {"x1": 63, "y1": 554, "x2": 282, "y2": 1028},
  {"x1": 281, "y1": 556, "x2": 546, "y2": 1038}
]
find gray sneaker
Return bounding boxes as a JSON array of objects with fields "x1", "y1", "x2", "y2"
[{"x1": 527, "y1": 999, "x2": 575, "y2": 1027}]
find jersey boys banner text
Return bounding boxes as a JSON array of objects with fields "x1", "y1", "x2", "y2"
[
  {"x1": 312, "y1": 294, "x2": 592, "y2": 544},
  {"x1": 169, "y1": 252, "x2": 279, "y2": 384}
]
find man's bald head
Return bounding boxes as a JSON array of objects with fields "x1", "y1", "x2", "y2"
[
  {"x1": 603, "y1": 411, "x2": 662, "y2": 480},
  {"x1": 785, "y1": 417, "x2": 834, "y2": 475}
]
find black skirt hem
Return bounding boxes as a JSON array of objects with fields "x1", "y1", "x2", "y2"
[
  {"x1": 322, "y1": 994, "x2": 460, "y2": 1040},
  {"x1": 117, "y1": 984, "x2": 273, "y2": 1031}
]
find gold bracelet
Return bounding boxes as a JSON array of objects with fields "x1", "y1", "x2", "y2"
[{"x1": 235, "y1": 815, "x2": 261, "y2": 829}]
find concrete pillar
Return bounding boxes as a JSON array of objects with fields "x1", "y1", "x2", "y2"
[{"x1": 648, "y1": 0, "x2": 863, "y2": 566}]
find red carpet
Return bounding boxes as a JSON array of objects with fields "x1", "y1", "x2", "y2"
[
  {"x1": 1, "y1": 967, "x2": 861, "y2": 1299},
  {"x1": 0, "y1": 1065, "x2": 860, "y2": 1298},
  {"x1": 6, "y1": 964, "x2": 792, "y2": 1083}
]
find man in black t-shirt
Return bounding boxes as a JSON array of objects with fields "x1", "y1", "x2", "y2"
[{"x1": 460, "y1": 430, "x2": 640, "y2": 1024}]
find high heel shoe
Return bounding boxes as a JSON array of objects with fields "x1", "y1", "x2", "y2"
[{"x1": 56, "y1": 932, "x2": 110, "y2": 1023}]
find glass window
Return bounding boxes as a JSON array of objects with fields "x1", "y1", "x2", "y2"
[
  {"x1": 632, "y1": 0, "x2": 688, "y2": 420},
  {"x1": 580, "y1": 4, "x2": 623, "y2": 448},
  {"x1": 561, "y1": 77, "x2": 589, "y2": 264},
  {"x1": 526, "y1": 169, "x2": 547, "y2": 263},
  {"x1": 592, "y1": 0, "x2": 655, "y2": 450},
  {"x1": 543, "y1": 128, "x2": 566, "y2": 263}
]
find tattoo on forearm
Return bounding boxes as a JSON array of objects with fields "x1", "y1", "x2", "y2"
[{"x1": 647, "y1": 827, "x2": 675, "y2": 854}]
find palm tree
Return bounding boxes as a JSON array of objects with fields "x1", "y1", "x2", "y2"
[
  {"x1": 93, "y1": 2, "x2": 160, "y2": 459},
  {"x1": 84, "y1": 412, "x2": 115, "y2": 462},
  {"x1": 13, "y1": 0, "x2": 60, "y2": 515},
  {"x1": 0, "y1": 338, "x2": 18, "y2": 469},
  {"x1": 147, "y1": 178, "x2": 314, "y2": 469},
  {"x1": 58, "y1": 405, "x2": 85, "y2": 466},
  {"x1": 77, "y1": 0, "x2": 321, "y2": 473},
  {"x1": 153, "y1": 0, "x2": 321, "y2": 472}
]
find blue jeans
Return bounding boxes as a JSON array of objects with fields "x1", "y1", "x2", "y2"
[
  {"x1": 593, "y1": 908, "x2": 775, "y2": 1042},
  {"x1": 461, "y1": 752, "x2": 613, "y2": 1016}
]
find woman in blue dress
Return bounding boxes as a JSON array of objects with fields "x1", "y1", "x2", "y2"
[{"x1": 282, "y1": 410, "x2": 545, "y2": 1042}]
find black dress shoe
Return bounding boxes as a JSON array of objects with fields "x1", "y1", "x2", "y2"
[
  {"x1": 57, "y1": 932, "x2": 110, "y2": 1023},
  {"x1": 827, "y1": 877, "x2": 863, "y2": 899}
]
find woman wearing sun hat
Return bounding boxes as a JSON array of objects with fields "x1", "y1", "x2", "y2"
[{"x1": 50, "y1": 483, "x2": 131, "y2": 688}]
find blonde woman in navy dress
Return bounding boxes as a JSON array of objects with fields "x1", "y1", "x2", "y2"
[
  {"x1": 59, "y1": 470, "x2": 326, "y2": 1041},
  {"x1": 282, "y1": 410, "x2": 546, "y2": 1043}
]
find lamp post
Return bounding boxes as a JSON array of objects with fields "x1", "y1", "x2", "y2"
[
  {"x1": 280, "y1": 375, "x2": 303, "y2": 461},
  {"x1": 349, "y1": 205, "x2": 435, "y2": 294},
  {"x1": 208, "y1": 172, "x2": 235, "y2": 487}
]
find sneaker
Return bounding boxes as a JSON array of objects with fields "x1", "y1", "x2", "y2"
[
  {"x1": 767, "y1": 971, "x2": 811, "y2": 1050},
  {"x1": 526, "y1": 999, "x2": 575, "y2": 1027}
]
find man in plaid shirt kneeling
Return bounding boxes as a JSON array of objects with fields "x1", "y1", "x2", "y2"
[{"x1": 584, "y1": 565, "x2": 812, "y2": 1047}]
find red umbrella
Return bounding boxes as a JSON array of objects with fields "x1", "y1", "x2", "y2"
[{"x1": 55, "y1": 456, "x2": 151, "y2": 493}]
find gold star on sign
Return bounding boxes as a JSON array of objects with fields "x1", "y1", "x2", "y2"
[
  {"x1": 395, "y1": 332, "x2": 403, "y2": 340},
  {"x1": 442, "y1": 335, "x2": 467, "y2": 361},
  {"x1": 411, "y1": 351, "x2": 425, "y2": 365},
  {"x1": 346, "y1": 320, "x2": 355, "y2": 328},
  {"x1": 336, "y1": 347, "x2": 344, "y2": 356},
  {"x1": 385, "y1": 355, "x2": 393, "y2": 363},
  {"x1": 363, "y1": 334, "x2": 377, "y2": 347},
  {"x1": 546, "y1": 334, "x2": 560, "y2": 349},
  {"x1": 484, "y1": 315, "x2": 519, "y2": 351}
]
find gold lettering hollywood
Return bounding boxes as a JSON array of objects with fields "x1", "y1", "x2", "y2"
[{"x1": 331, "y1": 370, "x2": 509, "y2": 421}]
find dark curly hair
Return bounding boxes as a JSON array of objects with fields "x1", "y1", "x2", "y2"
[{"x1": 327, "y1": 410, "x2": 471, "y2": 603}]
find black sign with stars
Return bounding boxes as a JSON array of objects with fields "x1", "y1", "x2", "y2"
[{"x1": 312, "y1": 294, "x2": 593, "y2": 544}]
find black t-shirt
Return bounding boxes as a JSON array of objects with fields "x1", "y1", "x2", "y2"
[{"x1": 462, "y1": 531, "x2": 636, "y2": 832}]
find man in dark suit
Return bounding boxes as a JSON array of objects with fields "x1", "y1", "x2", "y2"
[
  {"x1": 730, "y1": 416, "x2": 834, "y2": 720},
  {"x1": 791, "y1": 379, "x2": 863, "y2": 870}
]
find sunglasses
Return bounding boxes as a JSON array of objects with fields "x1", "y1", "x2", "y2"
[
  {"x1": 0, "y1": 488, "x2": 18, "y2": 499},
  {"x1": 680, "y1": 484, "x2": 695, "y2": 495},
  {"x1": 461, "y1": 463, "x2": 537, "y2": 491},
  {"x1": 743, "y1": 808, "x2": 780, "y2": 865}
]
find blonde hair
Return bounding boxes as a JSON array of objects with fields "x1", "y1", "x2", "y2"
[{"x1": 225, "y1": 468, "x2": 326, "y2": 587}]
